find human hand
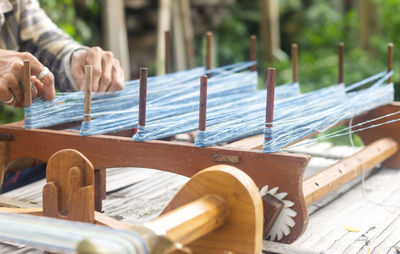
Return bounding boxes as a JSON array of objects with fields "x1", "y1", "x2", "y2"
[
  {"x1": 70, "y1": 47, "x2": 124, "y2": 92},
  {"x1": 0, "y1": 50, "x2": 55, "y2": 107}
]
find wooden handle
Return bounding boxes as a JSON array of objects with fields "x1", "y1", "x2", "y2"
[
  {"x1": 83, "y1": 65, "x2": 92, "y2": 122},
  {"x1": 139, "y1": 68, "x2": 148, "y2": 127},
  {"x1": 148, "y1": 194, "x2": 228, "y2": 246},
  {"x1": 388, "y1": 42, "x2": 393, "y2": 83},
  {"x1": 292, "y1": 43, "x2": 298, "y2": 83},
  {"x1": 165, "y1": 30, "x2": 171, "y2": 74},
  {"x1": 23, "y1": 60, "x2": 32, "y2": 107},
  {"x1": 199, "y1": 75, "x2": 208, "y2": 131},
  {"x1": 303, "y1": 137, "x2": 398, "y2": 205},
  {"x1": 250, "y1": 35, "x2": 257, "y2": 72},
  {"x1": 206, "y1": 31, "x2": 212, "y2": 77},
  {"x1": 338, "y1": 42, "x2": 344, "y2": 84}
]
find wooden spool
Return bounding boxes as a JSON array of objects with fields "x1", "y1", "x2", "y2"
[
  {"x1": 160, "y1": 164, "x2": 263, "y2": 253},
  {"x1": 43, "y1": 149, "x2": 95, "y2": 223}
]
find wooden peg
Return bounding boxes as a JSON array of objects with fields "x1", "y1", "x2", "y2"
[
  {"x1": 165, "y1": 30, "x2": 171, "y2": 74},
  {"x1": 23, "y1": 60, "x2": 32, "y2": 107},
  {"x1": 265, "y1": 68, "x2": 276, "y2": 131},
  {"x1": 139, "y1": 68, "x2": 148, "y2": 127},
  {"x1": 206, "y1": 31, "x2": 212, "y2": 77},
  {"x1": 83, "y1": 65, "x2": 92, "y2": 122},
  {"x1": 199, "y1": 75, "x2": 208, "y2": 131},
  {"x1": 160, "y1": 165, "x2": 263, "y2": 253},
  {"x1": 388, "y1": 42, "x2": 393, "y2": 83},
  {"x1": 338, "y1": 42, "x2": 344, "y2": 84},
  {"x1": 43, "y1": 149, "x2": 95, "y2": 223},
  {"x1": 250, "y1": 35, "x2": 257, "y2": 72},
  {"x1": 291, "y1": 43, "x2": 298, "y2": 83}
]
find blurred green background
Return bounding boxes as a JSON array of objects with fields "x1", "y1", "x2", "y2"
[{"x1": 1, "y1": 0, "x2": 398, "y2": 147}]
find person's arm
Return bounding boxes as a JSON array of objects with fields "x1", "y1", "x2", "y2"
[
  {"x1": 17, "y1": 0, "x2": 83, "y2": 91},
  {"x1": 17, "y1": 0, "x2": 124, "y2": 92}
]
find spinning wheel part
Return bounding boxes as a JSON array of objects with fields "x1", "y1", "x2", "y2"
[
  {"x1": 160, "y1": 164, "x2": 264, "y2": 253},
  {"x1": 260, "y1": 185, "x2": 297, "y2": 241}
]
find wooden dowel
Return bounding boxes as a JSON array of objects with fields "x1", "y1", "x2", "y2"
[
  {"x1": 388, "y1": 42, "x2": 393, "y2": 83},
  {"x1": 206, "y1": 31, "x2": 212, "y2": 77},
  {"x1": 199, "y1": 75, "x2": 208, "y2": 131},
  {"x1": 138, "y1": 68, "x2": 148, "y2": 127},
  {"x1": 23, "y1": 60, "x2": 32, "y2": 107},
  {"x1": 83, "y1": 65, "x2": 92, "y2": 122},
  {"x1": 338, "y1": 42, "x2": 344, "y2": 84},
  {"x1": 291, "y1": 43, "x2": 298, "y2": 83},
  {"x1": 265, "y1": 68, "x2": 276, "y2": 131},
  {"x1": 147, "y1": 194, "x2": 228, "y2": 246},
  {"x1": 165, "y1": 30, "x2": 171, "y2": 74},
  {"x1": 250, "y1": 35, "x2": 257, "y2": 72},
  {"x1": 303, "y1": 137, "x2": 398, "y2": 206}
]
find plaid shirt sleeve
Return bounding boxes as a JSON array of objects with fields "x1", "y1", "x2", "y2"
[{"x1": 3, "y1": 0, "x2": 86, "y2": 91}]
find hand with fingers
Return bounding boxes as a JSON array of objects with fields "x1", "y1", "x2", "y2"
[
  {"x1": 0, "y1": 50, "x2": 55, "y2": 107},
  {"x1": 70, "y1": 47, "x2": 125, "y2": 92}
]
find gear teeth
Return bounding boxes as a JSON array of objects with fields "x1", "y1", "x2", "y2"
[
  {"x1": 259, "y1": 185, "x2": 269, "y2": 196},
  {"x1": 286, "y1": 208, "x2": 297, "y2": 217},
  {"x1": 269, "y1": 187, "x2": 279, "y2": 195},
  {"x1": 286, "y1": 216, "x2": 296, "y2": 227},
  {"x1": 275, "y1": 192, "x2": 287, "y2": 200},
  {"x1": 260, "y1": 185, "x2": 297, "y2": 242},
  {"x1": 283, "y1": 200, "x2": 294, "y2": 207}
]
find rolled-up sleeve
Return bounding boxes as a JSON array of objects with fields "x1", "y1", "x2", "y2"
[{"x1": 16, "y1": 0, "x2": 85, "y2": 91}]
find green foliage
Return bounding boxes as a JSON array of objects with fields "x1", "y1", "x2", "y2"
[{"x1": 39, "y1": 0, "x2": 101, "y2": 45}]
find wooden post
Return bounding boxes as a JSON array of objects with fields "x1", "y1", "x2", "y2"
[
  {"x1": 259, "y1": 0, "x2": 280, "y2": 63},
  {"x1": 23, "y1": 60, "x2": 32, "y2": 107},
  {"x1": 165, "y1": 30, "x2": 171, "y2": 74},
  {"x1": 102, "y1": 0, "x2": 130, "y2": 80},
  {"x1": 199, "y1": 75, "x2": 208, "y2": 131},
  {"x1": 265, "y1": 68, "x2": 275, "y2": 131},
  {"x1": 179, "y1": 0, "x2": 195, "y2": 69},
  {"x1": 338, "y1": 42, "x2": 344, "y2": 84},
  {"x1": 83, "y1": 65, "x2": 92, "y2": 122},
  {"x1": 156, "y1": 0, "x2": 172, "y2": 75},
  {"x1": 292, "y1": 43, "x2": 298, "y2": 83},
  {"x1": 205, "y1": 31, "x2": 212, "y2": 77},
  {"x1": 250, "y1": 35, "x2": 257, "y2": 72},
  {"x1": 388, "y1": 43, "x2": 393, "y2": 83},
  {"x1": 138, "y1": 68, "x2": 148, "y2": 127}
]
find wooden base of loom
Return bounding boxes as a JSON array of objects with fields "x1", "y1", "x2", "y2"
[
  {"x1": 0, "y1": 102, "x2": 400, "y2": 244},
  {"x1": 1, "y1": 149, "x2": 264, "y2": 253}
]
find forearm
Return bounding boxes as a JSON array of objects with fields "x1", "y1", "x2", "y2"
[{"x1": 18, "y1": 0, "x2": 84, "y2": 91}]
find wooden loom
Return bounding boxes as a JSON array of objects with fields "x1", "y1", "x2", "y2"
[
  {"x1": 0, "y1": 149, "x2": 264, "y2": 253},
  {"x1": 0, "y1": 35, "x2": 399, "y2": 246}
]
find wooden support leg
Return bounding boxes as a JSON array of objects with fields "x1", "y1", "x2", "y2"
[
  {"x1": 303, "y1": 137, "x2": 398, "y2": 205},
  {"x1": 94, "y1": 168, "x2": 106, "y2": 212}
]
